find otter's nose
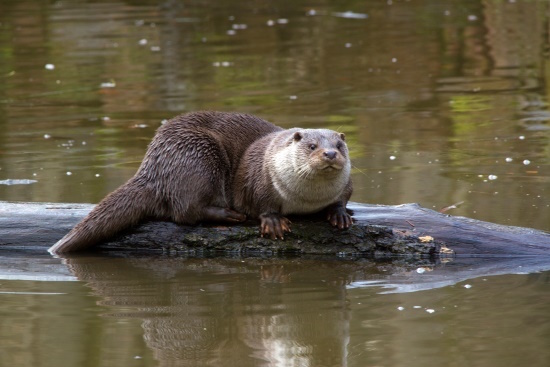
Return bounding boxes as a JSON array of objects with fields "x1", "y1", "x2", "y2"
[{"x1": 323, "y1": 150, "x2": 337, "y2": 160}]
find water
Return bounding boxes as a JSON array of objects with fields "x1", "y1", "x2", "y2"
[{"x1": 0, "y1": 0, "x2": 549, "y2": 366}]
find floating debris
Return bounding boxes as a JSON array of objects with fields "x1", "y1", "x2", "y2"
[{"x1": 332, "y1": 11, "x2": 368, "y2": 19}]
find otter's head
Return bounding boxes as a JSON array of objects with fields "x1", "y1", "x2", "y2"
[{"x1": 289, "y1": 129, "x2": 350, "y2": 175}]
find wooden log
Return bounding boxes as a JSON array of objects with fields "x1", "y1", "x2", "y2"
[{"x1": 1, "y1": 200, "x2": 549, "y2": 256}]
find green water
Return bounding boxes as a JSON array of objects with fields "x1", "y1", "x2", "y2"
[{"x1": 0, "y1": 0, "x2": 549, "y2": 366}]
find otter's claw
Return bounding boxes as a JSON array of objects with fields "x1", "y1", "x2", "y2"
[
  {"x1": 259, "y1": 213, "x2": 292, "y2": 240},
  {"x1": 326, "y1": 207, "x2": 352, "y2": 229}
]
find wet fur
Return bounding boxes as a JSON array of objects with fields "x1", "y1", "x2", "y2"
[
  {"x1": 49, "y1": 112, "x2": 352, "y2": 253},
  {"x1": 49, "y1": 111, "x2": 281, "y2": 253}
]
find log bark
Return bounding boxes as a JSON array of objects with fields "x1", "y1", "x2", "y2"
[{"x1": 1, "y1": 200, "x2": 549, "y2": 256}]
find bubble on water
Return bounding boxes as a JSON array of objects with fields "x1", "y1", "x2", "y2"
[
  {"x1": 416, "y1": 267, "x2": 425, "y2": 274},
  {"x1": 523, "y1": 159, "x2": 531, "y2": 165},
  {"x1": 389, "y1": 155, "x2": 396, "y2": 160},
  {"x1": 95, "y1": 173, "x2": 101, "y2": 177},
  {"x1": 266, "y1": 19, "x2": 275, "y2": 26},
  {"x1": 150, "y1": 46, "x2": 161, "y2": 52},
  {"x1": 332, "y1": 11, "x2": 368, "y2": 19},
  {"x1": 467, "y1": 14, "x2": 478, "y2": 21},
  {"x1": 397, "y1": 306, "x2": 405, "y2": 311},
  {"x1": 102, "y1": 116, "x2": 110, "y2": 121},
  {"x1": 289, "y1": 95, "x2": 297, "y2": 100},
  {"x1": 138, "y1": 39, "x2": 148, "y2": 45},
  {"x1": 519, "y1": 135, "x2": 525, "y2": 140},
  {"x1": 213, "y1": 61, "x2": 233, "y2": 67},
  {"x1": 66, "y1": 172, "x2": 72, "y2": 176},
  {"x1": 307, "y1": 9, "x2": 317, "y2": 16},
  {"x1": 426, "y1": 309, "x2": 435, "y2": 313},
  {"x1": 100, "y1": 81, "x2": 116, "y2": 88},
  {"x1": 391, "y1": 58, "x2": 397, "y2": 63},
  {"x1": 277, "y1": 18, "x2": 289, "y2": 24},
  {"x1": 345, "y1": 43, "x2": 352, "y2": 48},
  {"x1": 226, "y1": 29, "x2": 236, "y2": 36},
  {"x1": 45, "y1": 64, "x2": 55, "y2": 70},
  {"x1": 464, "y1": 284, "x2": 472, "y2": 289},
  {"x1": 505, "y1": 157, "x2": 513, "y2": 163},
  {"x1": 413, "y1": 306, "x2": 422, "y2": 309},
  {"x1": 44, "y1": 134, "x2": 51, "y2": 139},
  {"x1": 488, "y1": 175, "x2": 498, "y2": 180}
]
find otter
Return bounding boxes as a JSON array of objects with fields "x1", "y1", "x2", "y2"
[{"x1": 48, "y1": 111, "x2": 352, "y2": 254}]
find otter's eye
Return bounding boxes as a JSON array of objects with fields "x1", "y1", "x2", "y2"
[
  {"x1": 309, "y1": 144, "x2": 317, "y2": 151},
  {"x1": 336, "y1": 142, "x2": 342, "y2": 150}
]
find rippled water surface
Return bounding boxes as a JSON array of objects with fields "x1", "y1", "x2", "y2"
[{"x1": 1, "y1": 0, "x2": 550, "y2": 366}]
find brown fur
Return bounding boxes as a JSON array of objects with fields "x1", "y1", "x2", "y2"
[{"x1": 49, "y1": 111, "x2": 352, "y2": 253}]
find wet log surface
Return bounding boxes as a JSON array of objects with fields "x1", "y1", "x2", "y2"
[{"x1": 1, "y1": 200, "x2": 549, "y2": 257}]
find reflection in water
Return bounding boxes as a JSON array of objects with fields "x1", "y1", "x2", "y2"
[
  {"x1": 62, "y1": 256, "x2": 366, "y2": 366},
  {"x1": 12, "y1": 254, "x2": 540, "y2": 367}
]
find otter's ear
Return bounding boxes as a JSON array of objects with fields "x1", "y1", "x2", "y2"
[
  {"x1": 339, "y1": 133, "x2": 346, "y2": 141},
  {"x1": 293, "y1": 132, "x2": 303, "y2": 142}
]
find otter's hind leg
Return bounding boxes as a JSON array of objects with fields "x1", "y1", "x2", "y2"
[
  {"x1": 201, "y1": 206, "x2": 246, "y2": 223},
  {"x1": 169, "y1": 161, "x2": 245, "y2": 224}
]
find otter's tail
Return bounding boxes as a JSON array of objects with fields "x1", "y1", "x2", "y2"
[{"x1": 48, "y1": 183, "x2": 149, "y2": 254}]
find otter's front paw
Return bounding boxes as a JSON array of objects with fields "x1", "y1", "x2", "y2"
[
  {"x1": 326, "y1": 206, "x2": 352, "y2": 229},
  {"x1": 259, "y1": 213, "x2": 292, "y2": 240}
]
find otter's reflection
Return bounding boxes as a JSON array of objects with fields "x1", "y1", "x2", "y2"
[{"x1": 61, "y1": 256, "x2": 393, "y2": 367}]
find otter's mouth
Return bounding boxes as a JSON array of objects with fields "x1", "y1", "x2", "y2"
[{"x1": 320, "y1": 164, "x2": 342, "y2": 171}]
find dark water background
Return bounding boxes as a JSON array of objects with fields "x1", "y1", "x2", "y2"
[{"x1": 1, "y1": 0, "x2": 549, "y2": 366}]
